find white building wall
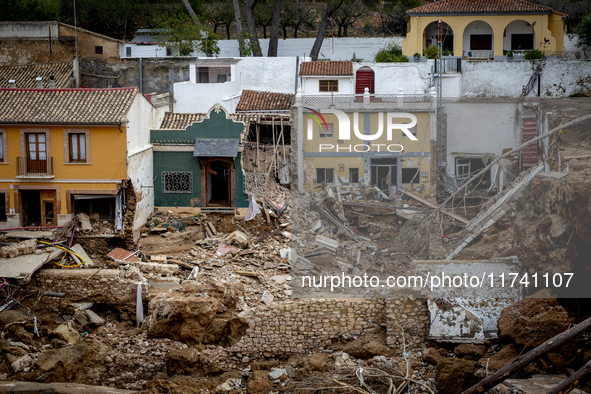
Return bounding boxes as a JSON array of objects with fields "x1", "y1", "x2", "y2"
[
  {"x1": 122, "y1": 37, "x2": 404, "y2": 61},
  {"x1": 240, "y1": 57, "x2": 299, "y2": 93},
  {"x1": 444, "y1": 100, "x2": 520, "y2": 177},
  {"x1": 125, "y1": 94, "x2": 155, "y2": 240},
  {"x1": 301, "y1": 77, "x2": 354, "y2": 95},
  {"x1": 355, "y1": 62, "x2": 433, "y2": 94}
]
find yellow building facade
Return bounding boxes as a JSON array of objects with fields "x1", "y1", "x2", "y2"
[
  {"x1": 402, "y1": 0, "x2": 565, "y2": 57},
  {"x1": 302, "y1": 110, "x2": 434, "y2": 196}
]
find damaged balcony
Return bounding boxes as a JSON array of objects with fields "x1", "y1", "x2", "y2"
[{"x1": 16, "y1": 156, "x2": 54, "y2": 179}]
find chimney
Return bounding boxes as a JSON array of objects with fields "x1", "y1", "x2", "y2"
[
  {"x1": 8, "y1": 80, "x2": 16, "y2": 89},
  {"x1": 36, "y1": 77, "x2": 43, "y2": 89},
  {"x1": 49, "y1": 76, "x2": 56, "y2": 89}
]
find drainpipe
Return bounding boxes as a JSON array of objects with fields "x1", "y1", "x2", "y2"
[
  {"x1": 294, "y1": 56, "x2": 299, "y2": 93},
  {"x1": 296, "y1": 89, "x2": 304, "y2": 191},
  {"x1": 139, "y1": 57, "x2": 143, "y2": 93},
  {"x1": 169, "y1": 64, "x2": 174, "y2": 112}
]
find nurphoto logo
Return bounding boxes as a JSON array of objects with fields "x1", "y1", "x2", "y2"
[{"x1": 304, "y1": 107, "x2": 418, "y2": 153}]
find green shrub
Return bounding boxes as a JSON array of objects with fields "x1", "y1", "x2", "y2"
[
  {"x1": 424, "y1": 45, "x2": 439, "y2": 59},
  {"x1": 374, "y1": 43, "x2": 409, "y2": 62},
  {"x1": 524, "y1": 49, "x2": 543, "y2": 60}
]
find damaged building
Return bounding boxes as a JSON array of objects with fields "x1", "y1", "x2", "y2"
[
  {"x1": 0, "y1": 87, "x2": 158, "y2": 240},
  {"x1": 152, "y1": 89, "x2": 293, "y2": 214},
  {"x1": 294, "y1": 60, "x2": 436, "y2": 196}
]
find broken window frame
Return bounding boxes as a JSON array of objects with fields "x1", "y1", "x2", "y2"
[
  {"x1": 320, "y1": 123, "x2": 334, "y2": 138},
  {"x1": 319, "y1": 80, "x2": 338, "y2": 92},
  {"x1": 162, "y1": 171, "x2": 193, "y2": 194},
  {"x1": 316, "y1": 168, "x2": 334, "y2": 185},
  {"x1": 456, "y1": 158, "x2": 471, "y2": 179},
  {"x1": 349, "y1": 168, "x2": 359, "y2": 183}
]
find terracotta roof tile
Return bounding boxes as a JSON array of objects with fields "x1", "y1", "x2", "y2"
[
  {"x1": 0, "y1": 88, "x2": 138, "y2": 125},
  {"x1": 159, "y1": 113, "x2": 202, "y2": 129},
  {"x1": 236, "y1": 90, "x2": 294, "y2": 112},
  {"x1": 299, "y1": 61, "x2": 353, "y2": 76},
  {"x1": 407, "y1": 0, "x2": 554, "y2": 15},
  {"x1": 0, "y1": 62, "x2": 73, "y2": 89}
]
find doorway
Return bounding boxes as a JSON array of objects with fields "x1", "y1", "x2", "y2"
[
  {"x1": 202, "y1": 158, "x2": 234, "y2": 207},
  {"x1": 371, "y1": 158, "x2": 397, "y2": 192},
  {"x1": 20, "y1": 190, "x2": 56, "y2": 226}
]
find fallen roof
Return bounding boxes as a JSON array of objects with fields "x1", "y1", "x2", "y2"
[
  {"x1": 407, "y1": 0, "x2": 555, "y2": 15},
  {"x1": 236, "y1": 90, "x2": 294, "y2": 112},
  {"x1": 0, "y1": 88, "x2": 139, "y2": 125},
  {"x1": 0, "y1": 62, "x2": 73, "y2": 89},
  {"x1": 299, "y1": 61, "x2": 354, "y2": 76}
]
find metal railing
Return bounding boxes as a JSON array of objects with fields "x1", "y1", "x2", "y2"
[
  {"x1": 17, "y1": 157, "x2": 53, "y2": 176},
  {"x1": 301, "y1": 93, "x2": 432, "y2": 106}
]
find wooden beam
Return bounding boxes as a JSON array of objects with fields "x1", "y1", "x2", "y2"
[{"x1": 405, "y1": 190, "x2": 469, "y2": 224}]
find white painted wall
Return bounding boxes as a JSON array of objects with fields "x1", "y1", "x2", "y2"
[
  {"x1": 0, "y1": 21, "x2": 58, "y2": 38},
  {"x1": 356, "y1": 62, "x2": 433, "y2": 94},
  {"x1": 301, "y1": 76, "x2": 354, "y2": 95},
  {"x1": 461, "y1": 60, "x2": 591, "y2": 97},
  {"x1": 122, "y1": 36, "x2": 404, "y2": 62},
  {"x1": 443, "y1": 100, "x2": 520, "y2": 177},
  {"x1": 463, "y1": 20, "x2": 494, "y2": 55},
  {"x1": 126, "y1": 94, "x2": 155, "y2": 154},
  {"x1": 127, "y1": 148, "x2": 154, "y2": 242},
  {"x1": 175, "y1": 57, "x2": 299, "y2": 113}
]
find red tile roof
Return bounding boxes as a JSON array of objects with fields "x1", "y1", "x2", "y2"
[
  {"x1": 0, "y1": 62, "x2": 73, "y2": 89},
  {"x1": 299, "y1": 61, "x2": 353, "y2": 76},
  {"x1": 407, "y1": 0, "x2": 554, "y2": 15},
  {"x1": 0, "y1": 88, "x2": 138, "y2": 125},
  {"x1": 236, "y1": 90, "x2": 294, "y2": 112}
]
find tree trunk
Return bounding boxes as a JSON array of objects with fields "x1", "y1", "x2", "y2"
[
  {"x1": 243, "y1": 0, "x2": 262, "y2": 56},
  {"x1": 263, "y1": 25, "x2": 267, "y2": 39},
  {"x1": 338, "y1": 25, "x2": 342, "y2": 37},
  {"x1": 267, "y1": 0, "x2": 282, "y2": 56},
  {"x1": 282, "y1": 25, "x2": 287, "y2": 38},
  {"x1": 232, "y1": 0, "x2": 247, "y2": 55},
  {"x1": 181, "y1": 0, "x2": 201, "y2": 26},
  {"x1": 309, "y1": 0, "x2": 344, "y2": 60},
  {"x1": 226, "y1": 23, "x2": 231, "y2": 39}
]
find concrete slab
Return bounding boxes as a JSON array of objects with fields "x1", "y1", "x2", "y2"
[
  {"x1": 0, "y1": 249, "x2": 63, "y2": 283},
  {"x1": 70, "y1": 244, "x2": 95, "y2": 267},
  {"x1": 0, "y1": 381, "x2": 134, "y2": 393},
  {"x1": 491, "y1": 375, "x2": 585, "y2": 394},
  {"x1": 2, "y1": 230, "x2": 53, "y2": 239}
]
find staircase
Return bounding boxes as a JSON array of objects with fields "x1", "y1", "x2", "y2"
[{"x1": 521, "y1": 118, "x2": 538, "y2": 170}]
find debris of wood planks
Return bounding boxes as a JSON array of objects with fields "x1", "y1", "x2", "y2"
[
  {"x1": 234, "y1": 270, "x2": 260, "y2": 278},
  {"x1": 405, "y1": 190, "x2": 469, "y2": 224},
  {"x1": 167, "y1": 259, "x2": 197, "y2": 270},
  {"x1": 204, "y1": 222, "x2": 218, "y2": 237}
]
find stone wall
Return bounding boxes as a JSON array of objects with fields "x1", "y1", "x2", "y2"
[
  {"x1": 230, "y1": 297, "x2": 430, "y2": 357},
  {"x1": 79, "y1": 58, "x2": 192, "y2": 94},
  {"x1": 0, "y1": 39, "x2": 75, "y2": 66}
]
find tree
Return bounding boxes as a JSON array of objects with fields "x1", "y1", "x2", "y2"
[
  {"x1": 243, "y1": 0, "x2": 263, "y2": 56},
  {"x1": 378, "y1": 0, "x2": 420, "y2": 36},
  {"x1": 60, "y1": 0, "x2": 139, "y2": 40},
  {"x1": 5, "y1": 0, "x2": 60, "y2": 21},
  {"x1": 575, "y1": 13, "x2": 591, "y2": 48},
  {"x1": 254, "y1": 0, "x2": 274, "y2": 38},
  {"x1": 156, "y1": 13, "x2": 201, "y2": 56},
  {"x1": 199, "y1": 29, "x2": 221, "y2": 56},
  {"x1": 332, "y1": 0, "x2": 367, "y2": 37},
  {"x1": 232, "y1": 0, "x2": 250, "y2": 56},
  {"x1": 268, "y1": 0, "x2": 282, "y2": 56},
  {"x1": 205, "y1": 1, "x2": 235, "y2": 39},
  {"x1": 309, "y1": 0, "x2": 346, "y2": 60},
  {"x1": 280, "y1": 1, "x2": 313, "y2": 38}
]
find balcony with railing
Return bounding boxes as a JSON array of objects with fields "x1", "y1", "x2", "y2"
[
  {"x1": 299, "y1": 90, "x2": 434, "y2": 111},
  {"x1": 17, "y1": 157, "x2": 54, "y2": 178}
]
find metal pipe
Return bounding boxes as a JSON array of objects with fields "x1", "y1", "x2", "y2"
[{"x1": 139, "y1": 57, "x2": 143, "y2": 93}]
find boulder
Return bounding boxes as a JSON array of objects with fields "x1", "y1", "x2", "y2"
[
  {"x1": 35, "y1": 339, "x2": 109, "y2": 384},
  {"x1": 436, "y1": 358, "x2": 477, "y2": 394},
  {"x1": 498, "y1": 298, "x2": 574, "y2": 348},
  {"x1": 478, "y1": 344, "x2": 519, "y2": 371},
  {"x1": 49, "y1": 324, "x2": 80, "y2": 344},
  {"x1": 423, "y1": 347, "x2": 444, "y2": 365},
  {"x1": 454, "y1": 344, "x2": 486, "y2": 360},
  {"x1": 247, "y1": 370, "x2": 270, "y2": 394},
  {"x1": 166, "y1": 348, "x2": 202, "y2": 376},
  {"x1": 145, "y1": 294, "x2": 218, "y2": 346}
]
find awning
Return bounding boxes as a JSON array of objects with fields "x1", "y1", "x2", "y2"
[{"x1": 193, "y1": 139, "x2": 240, "y2": 158}]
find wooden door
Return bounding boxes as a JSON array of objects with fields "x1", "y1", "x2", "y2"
[
  {"x1": 26, "y1": 133, "x2": 47, "y2": 173},
  {"x1": 356, "y1": 68, "x2": 375, "y2": 94},
  {"x1": 40, "y1": 191, "x2": 56, "y2": 226}
]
